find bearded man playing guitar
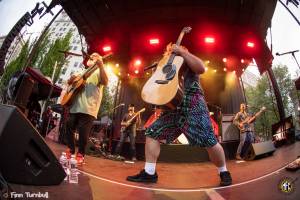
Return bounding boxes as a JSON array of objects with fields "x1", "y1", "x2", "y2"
[
  {"x1": 65, "y1": 52, "x2": 108, "y2": 164},
  {"x1": 127, "y1": 44, "x2": 232, "y2": 186},
  {"x1": 115, "y1": 104, "x2": 142, "y2": 161}
]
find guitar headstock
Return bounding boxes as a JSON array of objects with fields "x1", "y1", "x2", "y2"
[
  {"x1": 182, "y1": 27, "x2": 192, "y2": 34},
  {"x1": 139, "y1": 108, "x2": 146, "y2": 113},
  {"x1": 260, "y1": 106, "x2": 266, "y2": 112}
]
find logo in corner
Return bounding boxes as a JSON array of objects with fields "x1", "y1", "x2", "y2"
[{"x1": 278, "y1": 177, "x2": 296, "y2": 194}]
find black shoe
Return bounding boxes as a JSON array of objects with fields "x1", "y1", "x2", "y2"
[
  {"x1": 127, "y1": 169, "x2": 158, "y2": 183},
  {"x1": 220, "y1": 171, "x2": 232, "y2": 186}
]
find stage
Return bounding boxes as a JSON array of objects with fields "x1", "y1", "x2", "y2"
[{"x1": 8, "y1": 139, "x2": 300, "y2": 200}]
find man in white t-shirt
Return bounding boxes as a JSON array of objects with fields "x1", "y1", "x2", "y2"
[{"x1": 66, "y1": 52, "x2": 108, "y2": 164}]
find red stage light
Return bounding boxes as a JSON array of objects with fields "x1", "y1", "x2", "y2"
[
  {"x1": 134, "y1": 59, "x2": 142, "y2": 66},
  {"x1": 103, "y1": 45, "x2": 111, "y2": 52},
  {"x1": 134, "y1": 69, "x2": 139, "y2": 74},
  {"x1": 204, "y1": 37, "x2": 215, "y2": 44},
  {"x1": 149, "y1": 38, "x2": 159, "y2": 45},
  {"x1": 222, "y1": 58, "x2": 227, "y2": 63},
  {"x1": 246, "y1": 41, "x2": 255, "y2": 48}
]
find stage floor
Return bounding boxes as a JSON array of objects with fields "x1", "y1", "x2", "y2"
[{"x1": 8, "y1": 139, "x2": 300, "y2": 200}]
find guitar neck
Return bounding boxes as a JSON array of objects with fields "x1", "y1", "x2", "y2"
[
  {"x1": 248, "y1": 110, "x2": 263, "y2": 124},
  {"x1": 81, "y1": 53, "x2": 112, "y2": 80},
  {"x1": 167, "y1": 29, "x2": 188, "y2": 65}
]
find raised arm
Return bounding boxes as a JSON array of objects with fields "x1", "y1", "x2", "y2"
[{"x1": 171, "y1": 44, "x2": 206, "y2": 74}]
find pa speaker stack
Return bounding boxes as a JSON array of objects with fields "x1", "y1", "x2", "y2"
[
  {"x1": 0, "y1": 104, "x2": 66, "y2": 185},
  {"x1": 244, "y1": 140, "x2": 276, "y2": 161}
]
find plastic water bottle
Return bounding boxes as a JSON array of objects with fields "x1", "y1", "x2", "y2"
[
  {"x1": 69, "y1": 155, "x2": 78, "y2": 184},
  {"x1": 59, "y1": 152, "x2": 68, "y2": 181}
]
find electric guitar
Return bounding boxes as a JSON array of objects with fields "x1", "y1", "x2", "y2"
[
  {"x1": 141, "y1": 27, "x2": 192, "y2": 109},
  {"x1": 238, "y1": 106, "x2": 266, "y2": 132},
  {"x1": 60, "y1": 53, "x2": 112, "y2": 106},
  {"x1": 121, "y1": 108, "x2": 145, "y2": 132}
]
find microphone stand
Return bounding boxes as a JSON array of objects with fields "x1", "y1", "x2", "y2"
[
  {"x1": 102, "y1": 103, "x2": 125, "y2": 152},
  {"x1": 276, "y1": 50, "x2": 300, "y2": 70}
]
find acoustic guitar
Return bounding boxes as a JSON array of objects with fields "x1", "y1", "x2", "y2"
[
  {"x1": 121, "y1": 108, "x2": 145, "y2": 132},
  {"x1": 141, "y1": 27, "x2": 192, "y2": 109},
  {"x1": 60, "y1": 53, "x2": 112, "y2": 106},
  {"x1": 238, "y1": 106, "x2": 266, "y2": 132}
]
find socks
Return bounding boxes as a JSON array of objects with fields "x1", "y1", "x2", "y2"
[
  {"x1": 144, "y1": 162, "x2": 156, "y2": 175},
  {"x1": 217, "y1": 166, "x2": 228, "y2": 174}
]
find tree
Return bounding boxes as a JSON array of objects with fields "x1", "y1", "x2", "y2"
[
  {"x1": 0, "y1": 39, "x2": 30, "y2": 93},
  {"x1": 38, "y1": 31, "x2": 72, "y2": 82},
  {"x1": 245, "y1": 64, "x2": 298, "y2": 139},
  {"x1": 30, "y1": 32, "x2": 51, "y2": 68}
]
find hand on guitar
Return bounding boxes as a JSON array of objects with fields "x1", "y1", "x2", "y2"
[
  {"x1": 67, "y1": 75, "x2": 79, "y2": 84},
  {"x1": 239, "y1": 122, "x2": 247, "y2": 130},
  {"x1": 165, "y1": 43, "x2": 188, "y2": 57},
  {"x1": 87, "y1": 54, "x2": 104, "y2": 69}
]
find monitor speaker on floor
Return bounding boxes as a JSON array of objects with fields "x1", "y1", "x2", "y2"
[
  {"x1": 0, "y1": 104, "x2": 66, "y2": 185},
  {"x1": 244, "y1": 140, "x2": 276, "y2": 161}
]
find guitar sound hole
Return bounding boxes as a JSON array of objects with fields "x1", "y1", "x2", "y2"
[{"x1": 162, "y1": 64, "x2": 173, "y2": 74}]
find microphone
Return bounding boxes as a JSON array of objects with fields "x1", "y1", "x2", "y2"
[
  {"x1": 58, "y1": 50, "x2": 82, "y2": 58},
  {"x1": 144, "y1": 62, "x2": 158, "y2": 71}
]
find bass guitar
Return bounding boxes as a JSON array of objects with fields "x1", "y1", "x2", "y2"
[
  {"x1": 238, "y1": 106, "x2": 266, "y2": 132},
  {"x1": 141, "y1": 27, "x2": 192, "y2": 109}
]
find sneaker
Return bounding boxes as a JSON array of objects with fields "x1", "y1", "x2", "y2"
[
  {"x1": 127, "y1": 169, "x2": 158, "y2": 183},
  {"x1": 219, "y1": 171, "x2": 232, "y2": 186},
  {"x1": 132, "y1": 157, "x2": 137, "y2": 162},
  {"x1": 114, "y1": 155, "x2": 125, "y2": 161},
  {"x1": 76, "y1": 153, "x2": 84, "y2": 165},
  {"x1": 235, "y1": 155, "x2": 242, "y2": 160}
]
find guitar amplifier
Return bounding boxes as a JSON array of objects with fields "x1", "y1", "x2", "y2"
[{"x1": 222, "y1": 114, "x2": 239, "y2": 142}]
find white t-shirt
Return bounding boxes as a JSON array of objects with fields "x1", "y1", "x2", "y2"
[{"x1": 69, "y1": 68, "x2": 104, "y2": 118}]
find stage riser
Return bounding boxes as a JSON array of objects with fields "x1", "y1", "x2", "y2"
[{"x1": 111, "y1": 140, "x2": 239, "y2": 162}]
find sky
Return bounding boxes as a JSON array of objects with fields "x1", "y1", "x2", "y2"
[{"x1": 0, "y1": 0, "x2": 300, "y2": 78}]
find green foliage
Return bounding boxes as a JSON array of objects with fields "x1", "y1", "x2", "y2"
[
  {"x1": 38, "y1": 31, "x2": 72, "y2": 82},
  {"x1": 98, "y1": 86, "x2": 115, "y2": 119},
  {"x1": 245, "y1": 64, "x2": 298, "y2": 139},
  {"x1": 0, "y1": 39, "x2": 30, "y2": 90}
]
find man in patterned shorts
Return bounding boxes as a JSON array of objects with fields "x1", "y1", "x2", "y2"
[{"x1": 127, "y1": 44, "x2": 232, "y2": 186}]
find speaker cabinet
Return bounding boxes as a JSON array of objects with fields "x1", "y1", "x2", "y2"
[
  {"x1": 244, "y1": 140, "x2": 276, "y2": 160},
  {"x1": 0, "y1": 104, "x2": 66, "y2": 185},
  {"x1": 222, "y1": 114, "x2": 239, "y2": 141},
  {"x1": 13, "y1": 74, "x2": 35, "y2": 110}
]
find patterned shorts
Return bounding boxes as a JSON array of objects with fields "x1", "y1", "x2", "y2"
[{"x1": 145, "y1": 91, "x2": 218, "y2": 148}]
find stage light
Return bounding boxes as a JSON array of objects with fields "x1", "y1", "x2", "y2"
[
  {"x1": 149, "y1": 38, "x2": 159, "y2": 45},
  {"x1": 205, "y1": 67, "x2": 208, "y2": 71},
  {"x1": 241, "y1": 59, "x2": 244, "y2": 63},
  {"x1": 115, "y1": 63, "x2": 119, "y2": 67},
  {"x1": 204, "y1": 36, "x2": 215, "y2": 44},
  {"x1": 223, "y1": 58, "x2": 227, "y2": 63},
  {"x1": 223, "y1": 68, "x2": 227, "y2": 72},
  {"x1": 103, "y1": 45, "x2": 111, "y2": 52},
  {"x1": 246, "y1": 41, "x2": 255, "y2": 48},
  {"x1": 127, "y1": 73, "x2": 130, "y2": 77},
  {"x1": 134, "y1": 59, "x2": 142, "y2": 67},
  {"x1": 233, "y1": 70, "x2": 236, "y2": 74},
  {"x1": 134, "y1": 69, "x2": 139, "y2": 74},
  {"x1": 213, "y1": 69, "x2": 217, "y2": 73}
]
